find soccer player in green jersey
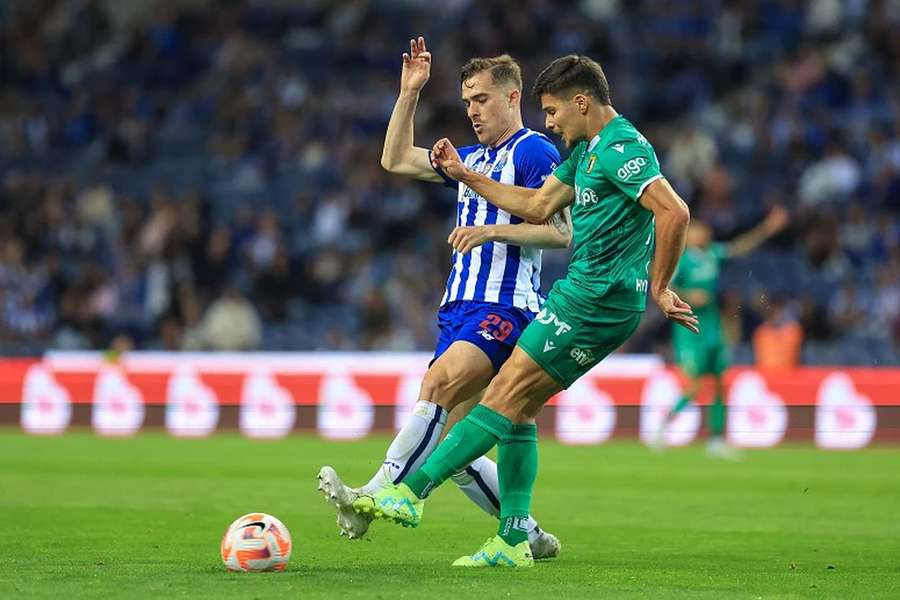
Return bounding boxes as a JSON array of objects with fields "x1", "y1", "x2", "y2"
[
  {"x1": 350, "y1": 55, "x2": 698, "y2": 568},
  {"x1": 656, "y1": 206, "x2": 789, "y2": 458}
]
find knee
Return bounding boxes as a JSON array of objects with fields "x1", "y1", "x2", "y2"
[{"x1": 420, "y1": 367, "x2": 467, "y2": 409}]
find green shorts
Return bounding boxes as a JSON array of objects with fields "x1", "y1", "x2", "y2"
[
  {"x1": 517, "y1": 291, "x2": 642, "y2": 389},
  {"x1": 673, "y1": 339, "x2": 729, "y2": 378}
]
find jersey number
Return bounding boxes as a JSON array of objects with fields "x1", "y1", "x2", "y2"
[{"x1": 479, "y1": 314, "x2": 514, "y2": 342}]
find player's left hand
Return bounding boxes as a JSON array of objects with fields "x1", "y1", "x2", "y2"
[
  {"x1": 448, "y1": 225, "x2": 492, "y2": 254},
  {"x1": 763, "y1": 204, "x2": 790, "y2": 235},
  {"x1": 654, "y1": 288, "x2": 700, "y2": 334},
  {"x1": 431, "y1": 137, "x2": 468, "y2": 181}
]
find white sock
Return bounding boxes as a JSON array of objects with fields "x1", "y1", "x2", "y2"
[
  {"x1": 450, "y1": 455, "x2": 541, "y2": 544},
  {"x1": 360, "y1": 400, "x2": 447, "y2": 495}
]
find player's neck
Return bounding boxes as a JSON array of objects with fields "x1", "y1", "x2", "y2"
[
  {"x1": 488, "y1": 119, "x2": 524, "y2": 149},
  {"x1": 585, "y1": 105, "x2": 619, "y2": 140}
]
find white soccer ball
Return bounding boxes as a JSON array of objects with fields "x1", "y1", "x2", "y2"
[{"x1": 221, "y1": 513, "x2": 292, "y2": 572}]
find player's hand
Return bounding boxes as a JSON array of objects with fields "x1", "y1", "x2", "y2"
[
  {"x1": 654, "y1": 288, "x2": 700, "y2": 334},
  {"x1": 431, "y1": 137, "x2": 468, "y2": 181},
  {"x1": 400, "y1": 36, "x2": 431, "y2": 93},
  {"x1": 448, "y1": 225, "x2": 492, "y2": 254},
  {"x1": 763, "y1": 204, "x2": 790, "y2": 235}
]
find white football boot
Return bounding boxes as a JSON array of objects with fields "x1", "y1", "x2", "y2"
[
  {"x1": 317, "y1": 466, "x2": 373, "y2": 539},
  {"x1": 529, "y1": 527, "x2": 562, "y2": 560},
  {"x1": 706, "y1": 437, "x2": 740, "y2": 460}
]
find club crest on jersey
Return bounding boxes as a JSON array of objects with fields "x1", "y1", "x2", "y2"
[
  {"x1": 492, "y1": 150, "x2": 510, "y2": 173},
  {"x1": 585, "y1": 154, "x2": 597, "y2": 173}
]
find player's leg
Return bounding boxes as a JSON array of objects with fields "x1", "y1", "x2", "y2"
[
  {"x1": 450, "y1": 305, "x2": 641, "y2": 567},
  {"x1": 353, "y1": 345, "x2": 559, "y2": 568},
  {"x1": 317, "y1": 339, "x2": 492, "y2": 537},
  {"x1": 359, "y1": 341, "x2": 493, "y2": 494},
  {"x1": 660, "y1": 340, "x2": 703, "y2": 433},
  {"x1": 444, "y1": 393, "x2": 560, "y2": 558},
  {"x1": 706, "y1": 345, "x2": 738, "y2": 459},
  {"x1": 349, "y1": 302, "x2": 525, "y2": 497}
]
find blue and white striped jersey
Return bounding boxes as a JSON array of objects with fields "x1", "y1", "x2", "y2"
[{"x1": 433, "y1": 128, "x2": 560, "y2": 313}]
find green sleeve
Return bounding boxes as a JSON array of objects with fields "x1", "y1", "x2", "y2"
[
  {"x1": 710, "y1": 242, "x2": 728, "y2": 264},
  {"x1": 599, "y1": 139, "x2": 663, "y2": 200},
  {"x1": 551, "y1": 142, "x2": 586, "y2": 187}
]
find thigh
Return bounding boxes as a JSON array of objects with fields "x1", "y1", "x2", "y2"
[
  {"x1": 424, "y1": 340, "x2": 494, "y2": 410},
  {"x1": 675, "y1": 340, "x2": 705, "y2": 379},
  {"x1": 710, "y1": 342, "x2": 730, "y2": 376}
]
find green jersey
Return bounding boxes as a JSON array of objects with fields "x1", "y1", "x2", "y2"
[
  {"x1": 672, "y1": 242, "x2": 727, "y2": 346},
  {"x1": 552, "y1": 115, "x2": 661, "y2": 312}
]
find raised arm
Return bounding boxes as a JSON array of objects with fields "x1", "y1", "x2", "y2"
[
  {"x1": 380, "y1": 37, "x2": 443, "y2": 183},
  {"x1": 448, "y1": 208, "x2": 573, "y2": 254},
  {"x1": 432, "y1": 138, "x2": 574, "y2": 222},
  {"x1": 639, "y1": 178, "x2": 699, "y2": 333},
  {"x1": 726, "y1": 205, "x2": 789, "y2": 258}
]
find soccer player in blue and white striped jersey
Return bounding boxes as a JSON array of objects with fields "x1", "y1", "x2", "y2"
[{"x1": 318, "y1": 37, "x2": 569, "y2": 559}]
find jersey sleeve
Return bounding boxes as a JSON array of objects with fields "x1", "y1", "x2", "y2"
[
  {"x1": 599, "y1": 139, "x2": 663, "y2": 200},
  {"x1": 551, "y1": 142, "x2": 586, "y2": 187},
  {"x1": 513, "y1": 135, "x2": 561, "y2": 190},
  {"x1": 709, "y1": 242, "x2": 728, "y2": 265},
  {"x1": 431, "y1": 144, "x2": 478, "y2": 189}
]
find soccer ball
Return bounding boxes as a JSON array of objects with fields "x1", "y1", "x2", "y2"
[{"x1": 221, "y1": 513, "x2": 292, "y2": 572}]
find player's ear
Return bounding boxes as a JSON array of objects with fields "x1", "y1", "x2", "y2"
[
  {"x1": 507, "y1": 87, "x2": 520, "y2": 108},
  {"x1": 574, "y1": 93, "x2": 589, "y2": 115}
]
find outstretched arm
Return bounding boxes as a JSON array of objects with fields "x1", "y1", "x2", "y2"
[
  {"x1": 726, "y1": 205, "x2": 790, "y2": 258},
  {"x1": 639, "y1": 178, "x2": 699, "y2": 334},
  {"x1": 448, "y1": 208, "x2": 572, "y2": 253},
  {"x1": 432, "y1": 138, "x2": 574, "y2": 222},
  {"x1": 380, "y1": 37, "x2": 442, "y2": 182}
]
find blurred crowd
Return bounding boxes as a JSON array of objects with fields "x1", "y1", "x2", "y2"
[{"x1": 0, "y1": 0, "x2": 898, "y2": 364}]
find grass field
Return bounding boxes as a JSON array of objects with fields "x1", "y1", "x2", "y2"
[{"x1": 1, "y1": 430, "x2": 899, "y2": 599}]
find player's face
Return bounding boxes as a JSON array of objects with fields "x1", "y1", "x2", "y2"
[
  {"x1": 687, "y1": 222, "x2": 712, "y2": 248},
  {"x1": 461, "y1": 71, "x2": 518, "y2": 146},
  {"x1": 542, "y1": 93, "x2": 590, "y2": 147}
]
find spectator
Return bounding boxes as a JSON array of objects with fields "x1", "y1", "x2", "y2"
[
  {"x1": 753, "y1": 298, "x2": 805, "y2": 371},
  {"x1": 199, "y1": 285, "x2": 262, "y2": 351},
  {"x1": 0, "y1": 0, "x2": 895, "y2": 366}
]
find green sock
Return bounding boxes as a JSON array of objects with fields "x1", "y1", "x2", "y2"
[
  {"x1": 710, "y1": 393, "x2": 725, "y2": 438},
  {"x1": 404, "y1": 405, "x2": 512, "y2": 499},
  {"x1": 497, "y1": 423, "x2": 538, "y2": 547},
  {"x1": 668, "y1": 394, "x2": 693, "y2": 419}
]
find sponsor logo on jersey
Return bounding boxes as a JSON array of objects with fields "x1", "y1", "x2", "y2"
[
  {"x1": 543, "y1": 340, "x2": 556, "y2": 352},
  {"x1": 478, "y1": 329, "x2": 495, "y2": 341},
  {"x1": 461, "y1": 186, "x2": 482, "y2": 202},
  {"x1": 536, "y1": 308, "x2": 572, "y2": 336},
  {"x1": 612, "y1": 144, "x2": 625, "y2": 153},
  {"x1": 575, "y1": 185, "x2": 600, "y2": 207},
  {"x1": 570, "y1": 347, "x2": 595, "y2": 366},
  {"x1": 616, "y1": 156, "x2": 648, "y2": 181}
]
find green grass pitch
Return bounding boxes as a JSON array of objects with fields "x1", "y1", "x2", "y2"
[{"x1": 1, "y1": 429, "x2": 898, "y2": 599}]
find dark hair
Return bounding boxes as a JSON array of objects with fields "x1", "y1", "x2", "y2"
[
  {"x1": 532, "y1": 55, "x2": 611, "y2": 105},
  {"x1": 460, "y1": 54, "x2": 522, "y2": 90}
]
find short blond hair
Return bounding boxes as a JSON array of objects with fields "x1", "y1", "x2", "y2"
[{"x1": 460, "y1": 54, "x2": 522, "y2": 90}]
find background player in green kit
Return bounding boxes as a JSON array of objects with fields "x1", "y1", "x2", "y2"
[
  {"x1": 656, "y1": 206, "x2": 790, "y2": 458},
  {"x1": 350, "y1": 55, "x2": 699, "y2": 568}
]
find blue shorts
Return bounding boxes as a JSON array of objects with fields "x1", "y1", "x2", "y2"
[{"x1": 432, "y1": 300, "x2": 536, "y2": 372}]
